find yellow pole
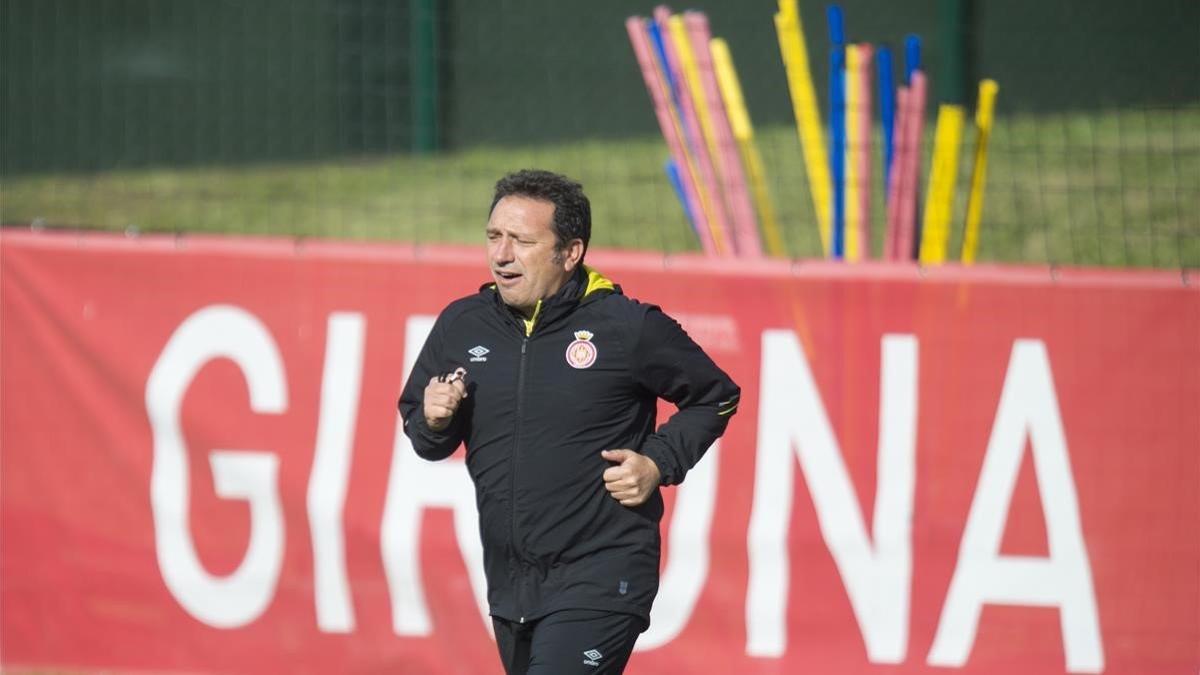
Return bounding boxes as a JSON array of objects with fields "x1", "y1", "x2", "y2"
[
  {"x1": 711, "y1": 37, "x2": 787, "y2": 257},
  {"x1": 844, "y1": 45, "x2": 862, "y2": 261},
  {"x1": 774, "y1": 0, "x2": 831, "y2": 255},
  {"x1": 669, "y1": 16, "x2": 724, "y2": 185},
  {"x1": 919, "y1": 104, "x2": 965, "y2": 264},
  {"x1": 651, "y1": 10, "x2": 728, "y2": 255},
  {"x1": 961, "y1": 79, "x2": 999, "y2": 264}
]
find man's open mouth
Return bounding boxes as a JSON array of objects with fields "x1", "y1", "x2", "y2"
[{"x1": 495, "y1": 271, "x2": 522, "y2": 281}]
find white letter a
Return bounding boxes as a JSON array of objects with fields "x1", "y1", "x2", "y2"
[{"x1": 928, "y1": 340, "x2": 1103, "y2": 673}]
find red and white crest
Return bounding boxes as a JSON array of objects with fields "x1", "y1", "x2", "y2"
[{"x1": 565, "y1": 330, "x2": 598, "y2": 369}]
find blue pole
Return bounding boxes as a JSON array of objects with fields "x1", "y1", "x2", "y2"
[
  {"x1": 827, "y1": 4, "x2": 845, "y2": 47},
  {"x1": 647, "y1": 22, "x2": 679, "y2": 108},
  {"x1": 827, "y1": 5, "x2": 846, "y2": 259},
  {"x1": 665, "y1": 159, "x2": 697, "y2": 237},
  {"x1": 904, "y1": 34, "x2": 923, "y2": 259},
  {"x1": 877, "y1": 45, "x2": 896, "y2": 202},
  {"x1": 904, "y1": 34, "x2": 921, "y2": 85}
]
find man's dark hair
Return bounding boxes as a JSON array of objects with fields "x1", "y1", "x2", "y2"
[{"x1": 490, "y1": 169, "x2": 592, "y2": 260}]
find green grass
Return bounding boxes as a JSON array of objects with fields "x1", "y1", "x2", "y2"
[{"x1": 3, "y1": 106, "x2": 1197, "y2": 267}]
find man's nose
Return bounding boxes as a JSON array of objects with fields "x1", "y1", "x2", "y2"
[{"x1": 491, "y1": 237, "x2": 514, "y2": 263}]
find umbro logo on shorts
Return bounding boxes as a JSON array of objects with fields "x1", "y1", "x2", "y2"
[{"x1": 583, "y1": 648, "x2": 603, "y2": 666}]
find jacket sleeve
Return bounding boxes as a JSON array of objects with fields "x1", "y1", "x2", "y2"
[
  {"x1": 632, "y1": 307, "x2": 740, "y2": 486},
  {"x1": 397, "y1": 311, "x2": 468, "y2": 461}
]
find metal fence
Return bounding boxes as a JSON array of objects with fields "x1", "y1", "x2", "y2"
[{"x1": 3, "y1": 0, "x2": 1198, "y2": 267}]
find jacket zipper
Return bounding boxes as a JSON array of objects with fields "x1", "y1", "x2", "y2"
[
  {"x1": 510, "y1": 299, "x2": 539, "y2": 624},
  {"x1": 512, "y1": 337, "x2": 529, "y2": 622}
]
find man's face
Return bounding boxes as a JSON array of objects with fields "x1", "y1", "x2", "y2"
[{"x1": 486, "y1": 195, "x2": 579, "y2": 317}]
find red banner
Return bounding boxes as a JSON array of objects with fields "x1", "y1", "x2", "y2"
[{"x1": 2, "y1": 230, "x2": 1197, "y2": 674}]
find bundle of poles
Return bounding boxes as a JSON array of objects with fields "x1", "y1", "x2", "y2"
[
  {"x1": 626, "y1": 7, "x2": 777, "y2": 258},
  {"x1": 627, "y1": 1, "x2": 1000, "y2": 264}
]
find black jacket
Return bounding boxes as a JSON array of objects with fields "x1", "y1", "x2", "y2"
[{"x1": 398, "y1": 266, "x2": 739, "y2": 625}]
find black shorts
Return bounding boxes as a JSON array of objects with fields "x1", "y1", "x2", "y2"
[{"x1": 492, "y1": 609, "x2": 646, "y2": 675}]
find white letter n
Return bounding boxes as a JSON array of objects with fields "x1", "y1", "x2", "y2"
[
  {"x1": 928, "y1": 339, "x2": 1103, "y2": 673},
  {"x1": 747, "y1": 331, "x2": 917, "y2": 663}
]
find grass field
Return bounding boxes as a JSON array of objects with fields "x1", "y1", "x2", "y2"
[{"x1": 3, "y1": 106, "x2": 1197, "y2": 268}]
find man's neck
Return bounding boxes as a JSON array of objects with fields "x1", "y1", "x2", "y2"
[{"x1": 504, "y1": 269, "x2": 581, "y2": 319}]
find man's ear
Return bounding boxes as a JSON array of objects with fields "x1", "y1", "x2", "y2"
[{"x1": 561, "y1": 238, "x2": 585, "y2": 272}]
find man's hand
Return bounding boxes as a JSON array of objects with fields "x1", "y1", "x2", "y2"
[
  {"x1": 601, "y1": 449, "x2": 661, "y2": 507},
  {"x1": 423, "y1": 368, "x2": 467, "y2": 432}
]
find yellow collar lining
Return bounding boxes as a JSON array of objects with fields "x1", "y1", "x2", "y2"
[
  {"x1": 583, "y1": 265, "x2": 614, "y2": 297},
  {"x1": 517, "y1": 267, "x2": 612, "y2": 337},
  {"x1": 522, "y1": 299, "x2": 542, "y2": 337}
]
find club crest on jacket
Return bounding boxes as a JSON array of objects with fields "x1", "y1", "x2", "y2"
[{"x1": 565, "y1": 330, "x2": 598, "y2": 369}]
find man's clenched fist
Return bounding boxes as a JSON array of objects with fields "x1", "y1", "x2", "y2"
[
  {"x1": 424, "y1": 368, "x2": 468, "y2": 431},
  {"x1": 600, "y1": 448, "x2": 661, "y2": 507}
]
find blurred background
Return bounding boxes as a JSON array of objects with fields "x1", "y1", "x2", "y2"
[{"x1": 2, "y1": 0, "x2": 1198, "y2": 267}]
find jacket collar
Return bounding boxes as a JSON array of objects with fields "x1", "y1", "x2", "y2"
[{"x1": 482, "y1": 265, "x2": 619, "y2": 335}]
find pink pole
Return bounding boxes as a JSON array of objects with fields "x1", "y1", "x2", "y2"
[
  {"x1": 652, "y1": 6, "x2": 733, "y2": 256},
  {"x1": 625, "y1": 17, "x2": 717, "y2": 255},
  {"x1": 685, "y1": 11, "x2": 763, "y2": 258},
  {"x1": 884, "y1": 86, "x2": 909, "y2": 260},
  {"x1": 896, "y1": 70, "x2": 927, "y2": 261}
]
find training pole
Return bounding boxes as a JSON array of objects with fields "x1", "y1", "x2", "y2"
[
  {"x1": 856, "y1": 44, "x2": 873, "y2": 260},
  {"x1": 686, "y1": 12, "x2": 763, "y2": 257},
  {"x1": 920, "y1": 103, "x2": 966, "y2": 264},
  {"x1": 896, "y1": 70, "x2": 927, "y2": 261},
  {"x1": 828, "y1": 5, "x2": 847, "y2": 260},
  {"x1": 660, "y1": 8, "x2": 734, "y2": 255},
  {"x1": 884, "y1": 85, "x2": 910, "y2": 260},
  {"x1": 961, "y1": 79, "x2": 999, "y2": 264},
  {"x1": 774, "y1": 0, "x2": 831, "y2": 255},
  {"x1": 877, "y1": 45, "x2": 896, "y2": 207},
  {"x1": 712, "y1": 38, "x2": 787, "y2": 257},
  {"x1": 626, "y1": 17, "x2": 717, "y2": 255}
]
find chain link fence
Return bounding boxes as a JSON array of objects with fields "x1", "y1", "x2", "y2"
[{"x1": 3, "y1": 0, "x2": 1197, "y2": 267}]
